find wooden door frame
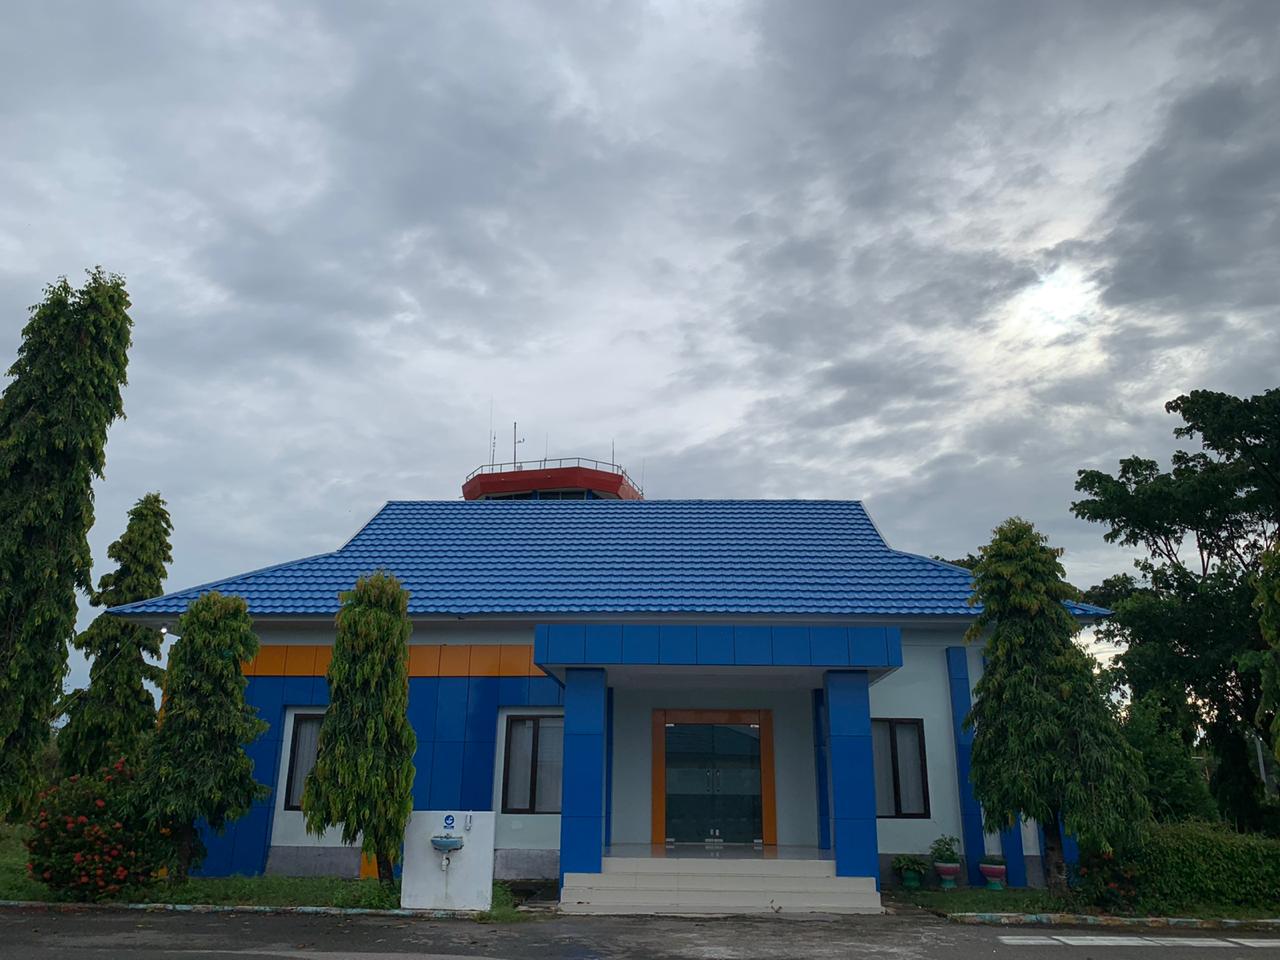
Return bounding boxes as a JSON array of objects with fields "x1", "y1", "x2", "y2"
[{"x1": 650, "y1": 708, "x2": 777, "y2": 846}]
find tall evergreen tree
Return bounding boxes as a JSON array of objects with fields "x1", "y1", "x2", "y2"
[
  {"x1": 60, "y1": 492, "x2": 173, "y2": 776},
  {"x1": 965, "y1": 518, "x2": 1149, "y2": 896},
  {"x1": 0, "y1": 270, "x2": 132, "y2": 817},
  {"x1": 142, "y1": 592, "x2": 267, "y2": 879},
  {"x1": 303, "y1": 571, "x2": 415, "y2": 883}
]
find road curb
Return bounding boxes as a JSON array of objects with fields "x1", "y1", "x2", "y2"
[
  {"x1": 949, "y1": 912, "x2": 1280, "y2": 930},
  {"x1": 0, "y1": 898, "x2": 470, "y2": 919}
]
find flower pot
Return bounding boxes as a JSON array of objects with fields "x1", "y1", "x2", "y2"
[
  {"x1": 979, "y1": 863, "x2": 1007, "y2": 891},
  {"x1": 934, "y1": 861, "x2": 962, "y2": 891},
  {"x1": 901, "y1": 868, "x2": 923, "y2": 890}
]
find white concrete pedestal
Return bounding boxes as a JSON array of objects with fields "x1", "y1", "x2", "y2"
[{"x1": 400, "y1": 811, "x2": 495, "y2": 912}]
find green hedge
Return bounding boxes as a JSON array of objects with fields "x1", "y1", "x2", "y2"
[{"x1": 1080, "y1": 821, "x2": 1280, "y2": 915}]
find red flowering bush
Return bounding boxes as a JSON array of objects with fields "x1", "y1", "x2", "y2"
[{"x1": 25, "y1": 758, "x2": 163, "y2": 901}]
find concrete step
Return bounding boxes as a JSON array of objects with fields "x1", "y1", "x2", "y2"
[
  {"x1": 559, "y1": 885, "x2": 883, "y2": 915},
  {"x1": 600, "y1": 857, "x2": 837, "y2": 878},
  {"x1": 567, "y1": 871, "x2": 877, "y2": 894}
]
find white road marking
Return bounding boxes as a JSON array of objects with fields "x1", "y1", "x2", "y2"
[
  {"x1": 999, "y1": 934, "x2": 1280, "y2": 948},
  {"x1": 1143, "y1": 938, "x2": 1233, "y2": 947}
]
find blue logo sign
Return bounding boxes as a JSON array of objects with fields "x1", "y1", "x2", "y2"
[{"x1": 443, "y1": 814, "x2": 455, "y2": 829}]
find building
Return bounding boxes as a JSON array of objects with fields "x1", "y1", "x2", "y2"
[{"x1": 112, "y1": 458, "x2": 1105, "y2": 913}]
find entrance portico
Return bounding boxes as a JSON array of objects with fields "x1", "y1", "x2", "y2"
[{"x1": 538, "y1": 623, "x2": 900, "y2": 908}]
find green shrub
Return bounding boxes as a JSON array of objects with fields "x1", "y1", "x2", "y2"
[
  {"x1": 25, "y1": 758, "x2": 162, "y2": 901},
  {"x1": 1079, "y1": 820, "x2": 1280, "y2": 915}
]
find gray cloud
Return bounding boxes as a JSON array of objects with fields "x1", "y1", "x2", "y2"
[{"x1": 1, "y1": 0, "x2": 1277, "y2": 692}]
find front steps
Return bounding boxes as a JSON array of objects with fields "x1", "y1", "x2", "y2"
[{"x1": 560, "y1": 856, "x2": 882, "y2": 915}]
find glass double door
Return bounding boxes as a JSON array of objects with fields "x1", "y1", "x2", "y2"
[{"x1": 664, "y1": 721, "x2": 763, "y2": 843}]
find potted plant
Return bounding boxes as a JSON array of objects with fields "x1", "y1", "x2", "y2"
[
  {"x1": 891, "y1": 855, "x2": 927, "y2": 890},
  {"x1": 929, "y1": 835, "x2": 962, "y2": 890},
  {"x1": 979, "y1": 854, "x2": 1007, "y2": 891}
]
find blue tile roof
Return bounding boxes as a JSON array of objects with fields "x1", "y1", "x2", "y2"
[{"x1": 109, "y1": 500, "x2": 1110, "y2": 620}]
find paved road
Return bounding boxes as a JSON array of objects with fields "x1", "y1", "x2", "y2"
[{"x1": 1, "y1": 907, "x2": 1277, "y2": 959}]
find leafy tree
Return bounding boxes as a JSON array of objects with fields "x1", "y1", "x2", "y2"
[
  {"x1": 1120, "y1": 695, "x2": 1217, "y2": 823},
  {"x1": 60, "y1": 493, "x2": 173, "y2": 776},
  {"x1": 141, "y1": 592, "x2": 266, "y2": 880},
  {"x1": 965, "y1": 517, "x2": 1149, "y2": 897},
  {"x1": 1256, "y1": 546, "x2": 1280, "y2": 763},
  {"x1": 0, "y1": 270, "x2": 132, "y2": 817},
  {"x1": 1073, "y1": 389, "x2": 1278, "y2": 829},
  {"x1": 303, "y1": 571, "x2": 415, "y2": 883}
]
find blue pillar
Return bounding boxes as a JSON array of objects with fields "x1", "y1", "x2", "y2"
[
  {"x1": 823, "y1": 671, "x2": 879, "y2": 880},
  {"x1": 999, "y1": 821, "x2": 1027, "y2": 888},
  {"x1": 946, "y1": 647, "x2": 986, "y2": 886},
  {"x1": 812, "y1": 689, "x2": 831, "y2": 850},
  {"x1": 559, "y1": 668, "x2": 607, "y2": 880}
]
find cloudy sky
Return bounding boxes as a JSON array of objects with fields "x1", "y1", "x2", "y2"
[{"x1": 2, "y1": 1, "x2": 1278, "y2": 688}]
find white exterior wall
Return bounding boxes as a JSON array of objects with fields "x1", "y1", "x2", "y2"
[
  {"x1": 610, "y1": 685, "x2": 819, "y2": 847},
  {"x1": 867, "y1": 627, "x2": 981, "y2": 857}
]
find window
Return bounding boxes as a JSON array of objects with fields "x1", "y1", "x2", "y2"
[
  {"x1": 502, "y1": 715, "x2": 564, "y2": 814},
  {"x1": 872, "y1": 718, "x2": 929, "y2": 818},
  {"x1": 284, "y1": 713, "x2": 324, "y2": 811}
]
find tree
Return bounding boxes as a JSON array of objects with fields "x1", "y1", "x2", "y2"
[
  {"x1": 1073, "y1": 388, "x2": 1278, "y2": 829},
  {"x1": 1256, "y1": 546, "x2": 1280, "y2": 763},
  {"x1": 141, "y1": 592, "x2": 267, "y2": 880},
  {"x1": 965, "y1": 517, "x2": 1149, "y2": 897},
  {"x1": 303, "y1": 571, "x2": 416, "y2": 883},
  {"x1": 60, "y1": 493, "x2": 173, "y2": 776},
  {"x1": 0, "y1": 270, "x2": 132, "y2": 817},
  {"x1": 1120, "y1": 695, "x2": 1217, "y2": 823}
]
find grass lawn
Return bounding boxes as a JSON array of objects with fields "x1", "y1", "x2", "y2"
[
  {"x1": 888, "y1": 885, "x2": 1280, "y2": 921},
  {"x1": 0, "y1": 823, "x2": 523, "y2": 919}
]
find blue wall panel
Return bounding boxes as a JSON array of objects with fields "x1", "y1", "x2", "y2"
[
  {"x1": 945, "y1": 646, "x2": 986, "y2": 886},
  {"x1": 408, "y1": 678, "x2": 439, "y2": 744},
  {"x1": 585, "y1": 625, "x2": 622, "y2": 663},
  {"x1": 733, "y1": 626, "x2": 772, "y2": 664},
  {"x1": 497, "y1": 676, "x2": 530, "y2": 707},
  {"x1": 695, "y1": 625, "x2": 734, "y2": 664},
  {"x1": 772, "y1": 626, "x2": 810, "y2": 665},
  {"x1": 428, "y1": 740, "x2": 464, "y2": 810},
  {"x1": 282, "y1": 676, "x2": 313, "y2": 706},
  {"x1": 528, "y1": 675, "x2": 562, "y2": 706},
  {"x1": 465, "y1": 678, "x2": 499, "y2": 743},
  {"x1": 849, "y1": 628, "x2": 887, "y2": 664},
  {"x1": 460, "y1": 740, "x2": 496, "y2": 810},
  {"x1": 229, "y1": 804, "x2": 271, "y2": 876},
  {"x1": 621, "y1": 625, "x2": 659, "y2": 664},
  {"x1": 411, "y1": 741, "x2": 435, "y2": 809},
  {"x1": 536, "y1": 624, "x2": 903, "y2": 669},
  {"x1": 809, "y1": 628, "x2": 849, "y2": 666},
  {"x1": 434, "y1": 678, "x2": 469, "y2": 742},
  {"x1": 547, "y1": 624, "x2": 586, "y2": 664},
  {"x1": 658, "y1": 626, "x2": 696, "y2": 664}
]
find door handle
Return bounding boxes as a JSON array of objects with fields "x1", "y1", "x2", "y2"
[
  {"x1": 714, "y1": 769, "x2": 722, "y2": 793},
  {"x1": 705, "y1": 769, "x2": 713, "y2": 793}
]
